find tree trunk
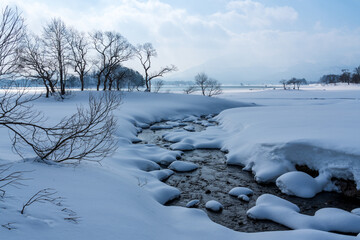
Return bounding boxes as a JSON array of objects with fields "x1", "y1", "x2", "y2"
[
  {"x1": 42, "y1": 79, "x2": 50, "y2": 98},
  {"x1": 80, "y1": 73, "x2": 84, "y2": 91},
  {"x1": 47, "y1": 80, "x2": 56, "y2": 94},
  {"x1": 96, "y1": 75, "x2": 101, "y2": 91}
]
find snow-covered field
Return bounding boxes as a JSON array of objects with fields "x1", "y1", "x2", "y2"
[{"x1": 1, "y1": 84, "x2": 359, "y2": 239}]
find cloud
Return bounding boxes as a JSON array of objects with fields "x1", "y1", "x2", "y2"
[
  {"x1": 1, "y1": 0, "x2": 360, "y2": 83},
  {"x1": 212, "y1": 0, "x2": 298, "y2": 31}
]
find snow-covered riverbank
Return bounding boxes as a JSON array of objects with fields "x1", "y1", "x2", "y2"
[{"x1": 1, "y1": 88, "x2": 359, "y2": 239}]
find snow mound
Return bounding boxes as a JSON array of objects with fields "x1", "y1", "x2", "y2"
[
  {"x1": 183, "y1": 116, "x2": 198, "y2": 122},
  {"x1": 146, "y1": 181, "x2": 181, "y2": 205},
  {"x1": 136, "y1": 122, "x2": 150, "y2": 129},
  {"x1": 168, "y1": 161, "x2": 198, "y2": 172},
  {"x1": 183, "y1": 126, "x2": 195, "y2": 132},
  {"x1": 163, "y1": 126, "x2": 224, "y2": 149},
  {"x1": 228, "y1": 187, "x2": 253, "y2": 197},
  {"x1": 276, "y1": 171, "x2": 331, "y2": 198},
  {"x1": 352, "y1": 208, "x2": 360, "y2": 216},
  {"x1": 150, "y1": 124, "x2": 173, "y2": 130},
  {"x1": 247, "y1": 194, "x2": 360, "y2": 233},
  {"x1": 170, "y1": 142, "x2": 195, "y2": 151},
  {"x1": 186, "y1": 199, "x2": 200, "y2": 208},
  {"x1": 238, "y1": 195, "x2": 250, "y2": 202},
  {"x1": 205, "y1": 200, "x2": 223, "y2": 212},
  {"x1": 150, "y1": 169, "x2": 174, "y2": 181}
]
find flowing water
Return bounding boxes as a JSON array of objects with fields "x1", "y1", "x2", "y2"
[{"x1": 137, "y1": 118, "x2": 360, "y2": 233}]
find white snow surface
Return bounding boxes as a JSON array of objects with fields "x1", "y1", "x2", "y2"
[
  {"x1": 276, "y1": 171, "x2": 332, "y2": 198},
  {"x1": 247, "y1": 194, "x2": 360, "y2": 234},
  {"x1": 1, "y1": 89, "x2": 359, "y2": 240},
  {"x1": 164, "y1": 88, "x2": 360, "y2": 189}
]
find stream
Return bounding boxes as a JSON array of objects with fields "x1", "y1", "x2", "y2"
[{"x1": 137, "y1": 116, "x2": 360, "y2": 233}]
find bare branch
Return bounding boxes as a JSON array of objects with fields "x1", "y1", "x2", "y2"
[
  {"x1": 0, "y1": 164, "x2": 28, "y2": 197},
  {"x1": 194, "y1": 73, "x2": 222, "y2": 97},
  {"x1": 91, "y1": 31, "x2": 133, "y2": 91},
  {"x1": 0, "y1": 6, "x2": 25, "y2": 79},
  {"x1": 183, "y1": 85, "x2": 197, "y2": 94},
  {"x1": 21, "y1": 188, "x2": 62, "y2": 214},
  {"x1": 2, "y1": 89, "x2": 121, "y2": 163}
]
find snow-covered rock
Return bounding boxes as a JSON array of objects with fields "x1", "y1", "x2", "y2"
[
  {"x1": 276, "y1": 171, "x2": 331, "y2": 198},
  {"x1": 238, "y1": 194, "x2": 250, "y2": 202},
  {"x1": 228, "y1": 187, "x2": 253, "y2": 197},
  {"x1": 170, "y1": 142, "x2": 195, "y2": 151},
  {"x1": 205, "y1": 200, "x2": 223, "y2": 212},
  {"x1": 150, "y1": 124, "x2": 174, "y2": 130},
  {"x1": 183, "y1": 116, "x2": 198, "y2": 122},
  {"x1": 183, "y1": 125, "x2": 195, "y2": 132},
  {"x1": 247, "y1": 194, "x2": 360, "y2": 233},
  {"x1": 186, "y1": 199, "x2": 200, "y2": 208},
  {"x1": 136, "y1": 122, "x2": 150, "y2": 129},
  {"x1": 168, "y1": 161, "x2": 198, "y2": 172}
]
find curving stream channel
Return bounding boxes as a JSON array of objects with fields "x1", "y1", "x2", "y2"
[{"x1": 137, "y1": 116, "x2": 360, "y2": 234}]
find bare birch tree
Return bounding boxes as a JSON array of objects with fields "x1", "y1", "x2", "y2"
[
  {"x1": 135, "y1": 43, "x2": 177, "y2": 92},
  {"x1": 0, "y1": 5, "x2": 25, "y2": 79}
]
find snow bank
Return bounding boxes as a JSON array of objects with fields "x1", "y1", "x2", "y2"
[
  {"x1": 164, "y1": 89, "x2": 360, "y2": 189},
  {"x1": 1, "y1": 90, "x2": 359, "y2": 240},
  {"x1": 247, "y1": 194, "x2": 360, "y2": 234},
  {"x1": 276, "y1": 171, "x2": 332, "y2": 198}
]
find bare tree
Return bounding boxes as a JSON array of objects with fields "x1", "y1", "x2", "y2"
[
  {"x1": 135, "y1": 43, "x2": 177, "y2": 92},
  {"x1": 0, "y1": 6, "x2": 25, "y2": 79},
  {"x1": 42, "y1": 18, "x2": 70, "y2": 96},
  {"x1": 183, "y1": 85, "x2": 197, "y2": 94},
  {"x1": 195, "y1": 73, "x2": 208, "y2": 96},
  {"x1": 279, "y1": 79, "x2": 287, "y2": 90},
  {"x1": 14, "y1": 93, "x2": 120, "y2": 163},
  {"x1": 19, "y1": 34, "x2": 57, "y2": 97},
  {"x1": 206, "y1": 78, "x2": 222, "y2": 96},
  {"x1": 91, "y1": 31, "x2": 133, "y2": 91},
  {"x1": 0, "y1": 86, "x2": 120, "y2": 164},
  {"x1": 68, "y1": 29, "x2": 91, "y2": 91},
  {"x1": 194, "y1": 73, "x2": 222, "y2": 97},
  {"x1": 153, "y1": 79, "x2": 164, "y2": 93}
]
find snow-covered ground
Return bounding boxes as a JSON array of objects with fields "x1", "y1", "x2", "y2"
[{"x1": 1, "y1": 85, "x2": 359, "y2": 239}]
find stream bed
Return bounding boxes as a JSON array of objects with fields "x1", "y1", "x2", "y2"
[{"x1": 137, "y1": 117, "x2": 360, "y2": 233}]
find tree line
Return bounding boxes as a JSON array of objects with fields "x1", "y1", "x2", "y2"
[
  {"x1": 320, "y1": 67, "x2": 360, "y2": 85},
  {"x1": 0, "y1": 6, "x2": 176, "y2": 98}
]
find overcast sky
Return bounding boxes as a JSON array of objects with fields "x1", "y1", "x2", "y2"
[{"x1": 2, "y1": 0, "x2": 360, "y2": 83}]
